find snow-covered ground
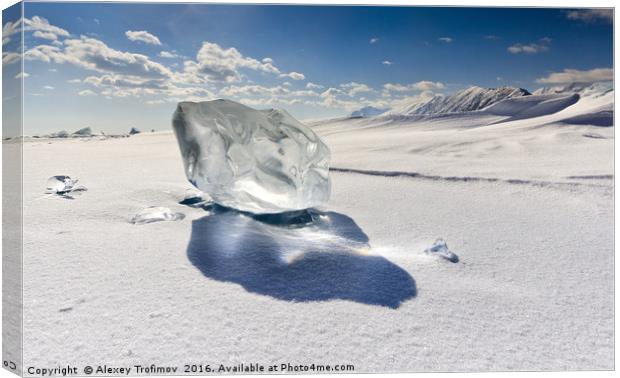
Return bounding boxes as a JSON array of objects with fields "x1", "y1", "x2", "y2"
[{"x1": 17, "y1": 85, "x2": 613, "y2": 372}]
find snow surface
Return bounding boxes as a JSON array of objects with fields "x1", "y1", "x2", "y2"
[{"x1": 17, "y1": 87, "x2": 613, "y2": 372}]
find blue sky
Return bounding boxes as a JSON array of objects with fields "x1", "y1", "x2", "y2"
[{"x1": 2, "y1": 3, "x2": 614, "y2": 134}]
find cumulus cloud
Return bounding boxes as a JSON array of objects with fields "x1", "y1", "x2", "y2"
[
  {"x1": 24, "y1": 16, "x2": 69, "y2": 39},
  {"x1": 78, "y1": 89, "x2": 97, "y2": 96},
  {"x1": 320, "y1": 87, "x2": 344, "y2": 98},
  {"x1": 2, "y1": 52, "x2": 20, "y2": 66},
  {"x1": 508, "y1": 37, "x2": 551, "y2": 54},
  {"x1": 16, "y1": 16, "x2": 321, "y2": 107},
  {"x1": 25, "y1": 36, "x2": 173, "y2": 79},
  {"x1": 15, "y1": 72, "x2": 29, "y2": 79},
  {"x1": 83, "y1": 74, "x2": 169, "y2": 90},
  {"x1": 438, "y1": 37, "x2": 453, "y2": 43},
  {"x1": 369, "y1": 37, "x2": 379, "y2": 44},
  {"x1": 220, "y1": 84, "x2": 290, "y2": 97},
  {"x1": 159, "y1": 51, "x2": 180, "y2": 58},
  {"x1": 279, "y1": 71, "x2": 305, "y2": 80},
  {"x1": 340, "y1": 82, "x2": 372, "y2": 96},
  {"x1": 182, "y1": 41, "x2": 281, "y2": 83},
  {"x1": 383, "y1": 81, "x2": 445, "y2": 92},
  {"x1": 43, "y1": 85, "x2": 54, "y2": 90},
  {"x1": 33, "y1": 31, "x2": 59, "y2": 40},
  {"x1": 125, "y1": 30, "x2": 162, "y2": 45},
  {"x1": 566, "y1": 9, "x2": 613, "y2": 23},
  {"x1": 536, "y1": 68, "x2": 613, "y2": 84},
  {"x1": 3, "y1": 19, "x2": 22, "y2": 46},
  {"x1": 306, "y1": 82, "x2": 324, "y2": 90}
]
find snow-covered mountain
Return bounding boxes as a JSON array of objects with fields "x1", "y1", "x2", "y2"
[
  {"x1": 391, "y1": 86, "x2": 531, "y2": 116},
  {"x1": 350, "y1": 106, "x2": 389, "y2": 118},
  {"x1": 533, "y1": 81, "x2": 613, "y2": 97}
]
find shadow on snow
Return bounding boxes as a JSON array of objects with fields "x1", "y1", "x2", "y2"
[{"x1": 186, "y1": 206, "x2": 416, "y2": 309}]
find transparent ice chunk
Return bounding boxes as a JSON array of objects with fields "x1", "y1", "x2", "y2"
[
  {"x1": 424, "y1": 238, "x2": 459, "y2": 263},
  {"x1": 45, "y1": 175, "x2": 86, "y2": 195},
  {"x1": 130, "y1": 207, "x2": 185, "y2": 225},
  {"x1": 172, "y1": 99, "x2": 331, "y2": 214}
]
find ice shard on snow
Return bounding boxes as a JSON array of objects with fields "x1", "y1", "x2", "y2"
[
  {"x1": 424, "y1": 238, "x2": 459, "y2": 263},
  {"x1": 131, "y1": 207, "x2": 185, "y2": 225},
  {"x1": 172, "y1": 99, "x2": 331, "y2": 214}
]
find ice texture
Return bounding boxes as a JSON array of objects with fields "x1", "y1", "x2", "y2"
[
  {"x1": 424, "y1": 238, "x2": 459, "y2": 263},
  {"x1": 45, "y1": 175, "x2": 85, "y2": 194},
  {"x1": 131, "y1": 207, "x2": 185, "y2": 225},
  {"x1": 172, "y1": 99, "x2": 331, "y2": 214}
]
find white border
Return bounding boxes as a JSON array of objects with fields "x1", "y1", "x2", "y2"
[{"x1": 0, "y1": 2, "x2": 616, "y2": 378}]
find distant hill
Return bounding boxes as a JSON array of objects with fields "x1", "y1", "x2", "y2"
[
  {"x1": 349, "y1": 106, "x2": 389, "y2": 118},
  {"x1": 390, "y1": 86, "x2": 531, "y2": 116}
]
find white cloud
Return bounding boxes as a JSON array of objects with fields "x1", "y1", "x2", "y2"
[
  {"x1": 17, "y1": 16, "x2": 316, "y2": 106},
  {"x1": 15, "y1": 72, "x2": 29, "y2": 79},
  {"x1": 182, "y1": 41, "x2": 281, "y2": 83},
  {"x1": 78, "y1": 89, "x2": 97, "y2": 96},
  {"x1": 279, "y1": 71, "x2": 305, "y2": 80},
  {"x1": 3, "y1": 19, "x2": 21, "y2": 46},
  {"x1": 43, "y1": 85, "x2": 54, "y2": 90},
  {"x1": 125, "y1": 30, "x2": 162, "y2": 45},
  {"x1": 536, "y1": 68, "x2": 613, "y2": 84},
  {"x1": 369, "y1": 37, "x2": 379, "y2": 44},
  {"x1": 84, "y1": 75, "x2": 170, "y2": 90},
  {"x1": 2, "y1": 52, "x2": 20, "y2": 66},
  {"x1": 539, "y1": 37, "x2": 552, "y2": 44},
  {"x1": 438, "y1": 37, "x2": 453, "y2": 43},
  {"x1": 340, "y1": 82, "x2": 372, "y2": 96},
  {"x1": 24, "y1": 16, "x2": 69, "y2": 39},
  {"x1": 483, "y1": 35, "x2": 500, "y2": 40},
  {"x1": 33, "y1": 31, "x2": 59, "y2": 40},
  {"x1": 159, "y1": 51, "x2": 179, "y2": 58},
  {"x1": 320, "y1": 87, "x2": 343, "y2": 98},
  {"x1": 220, "y1": 84, "x2": 290, "y2": 97},
  {"x1": 25, "y1": 36, "x2": 173, "y2": 79},
  {"x1": 382, "y1": 60, "x2": 393, "y2": 65},
  {"x1": 291, "y1": 89, "x2": 320, "y2": 97},
  {"x1": 383, "y1": 81, "x2": 445, "y2": 92},
  {"x1": 306, "y1": 82, "x2": 324, "y2": 90},
  {"x1": 566, "y1": 9, "x2": 613, "y2": 23},
  {"x1": 508, "y1": 38, "x2": 551, "y2": 54}
]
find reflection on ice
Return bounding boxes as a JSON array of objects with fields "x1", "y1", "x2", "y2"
[
  {"x1": 131, "y1": 206, "x2": 185, "y2": 225},
  {"x1": 187, "y1": 206, "x2": 416, "y2": 308}
]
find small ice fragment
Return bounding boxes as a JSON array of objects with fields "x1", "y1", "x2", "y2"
[
  {"x1": 46, "y1": 175, "x2": 78, "y2": 194},
  {"x1": 131, "y1": 207, "x2": 185, "y2": 225},
  {"x1": 424, "y1": 238, "x2": 459, "y2": 263}
]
